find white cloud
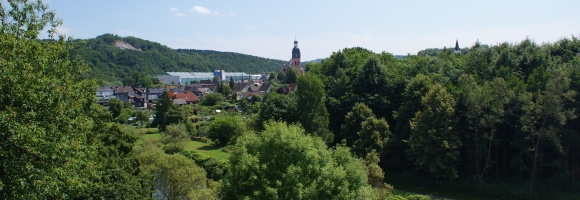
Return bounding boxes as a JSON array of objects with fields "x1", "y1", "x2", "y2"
[
  {"x1": 55, "y1": 25, "x2": 72, "y2": 35},
  {"x1": 230, "y1": 12, "x2": 237, "y2": 16},
  {"x1": 169, "y1": 8, "x2": 185, "y2": 17},
  {"x1": 191, "y1": 5, "x2": 218, "y2": 15}
]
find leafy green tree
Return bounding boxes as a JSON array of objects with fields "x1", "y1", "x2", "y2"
[
  {"x1": 200, "y1": 92, "x2": 225, "y2": 106},
  {"x1": 352, "y1": 56, "x2": 389, "y2": 119},
  {"x1": 220, "y1": 84, "x2": 233, "y2": 98},
  {"x1": 0, "y1": 0, "x2": 146, "y2": 198},
  {"x1": 408, "y1": 84, "x2": 461, "y2": 180},
  {"x1": 285, "y1": 67, "x2": 298, "y2": 84},
  {"x1": 250, "y1": 94, "x2": 262, "y2": 104},
  {"x1": 220, "y1": 121, "x2": 373, "y2": 199},
  {"x1": 459, "y1": 75, "x2": 513, "y2": 179},
  {"x1": 364, "y1": 151, "x2": 387, "y2": 189},
  {"x1": 340, "y1": 102, "x2": 375, "y2": 146},
  {"x1": 257, "y1": 92, "x2": 297, "y2": 129},
  {"x1": 165, "y1": 105, "x2": 185, "y2": 126},
  {"x1": 518, "y1": 66, "x2": 576, "y2": 194},
  {"x1": 269, "y1": 71, "x2": 277, "y2": 82},
  {"x1": 391, "y1": 74, "x2": 432, "y2": 169},
  {"x1": 137, "y1": 144, "x2": 211, "y2": 200},
  {"x1": 108, "y1": 97, "x2": 124, "y2": 119},
  {"x1": 206, "y1": 114, "x2": 245, "y2": 146},
  {"x1": 114, "y1": 107, "x2": 134, "y2": 124},
  {"x1": 296, "y1": 73, "x2": 332, "y2": 143},
  {"x1": 277, "y1": 71, "x2": 286, "y2": 82},
  {"x1": 353, "y1": 117, "x2": 391, "y2": 158},
  {"x1": 90, "y1": 122, "x2": 149, "y2": 198},
  {"x1": 152, "y1": 90, "x2": 173, "y2": 131},
  {"x1": 213, "y1": 75, "x2": 220, "y2": 84},
  {"x1": 239, "y1": 97, "x2": 250, "y2": 114},
  {"x1": 394, "y1": 74, "x2": 432, "y2": 142},
  {"x1": 161, "y1": 124, "x2": 190, "y2": 153},
  {"x1": 134, "y1": 108, "x2": 150, "y2": 127},
  {"x1": 229, "y1": 76, "x2": 235, "y2": 90}
]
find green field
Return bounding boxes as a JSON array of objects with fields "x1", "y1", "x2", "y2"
[
  {"x1": 183, "y1": 139, "x2": 230, "y2": 161},
  {"x1": 141, "y1": 133, "x2": 229, "y2": 161}
]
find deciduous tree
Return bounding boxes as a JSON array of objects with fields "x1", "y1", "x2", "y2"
[
  {"x1": 206, "y1": 114, "x2": 245, "y2": 146},
  {"x1": 220, "y1": 121, "x2": 373, "y2": 199},
  {"x1": 408, "y1": 84, "x2": 461, "y2": 180},
  {"x1": 296, "y1": 73, "x2": 332, "y2": 143}
]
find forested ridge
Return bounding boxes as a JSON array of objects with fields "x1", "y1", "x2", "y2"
[
  {"x1": 305, "y1": 37, "x2": 580, "y2": 199},
  {"x1": 69, "y1": 33, "x2": 286, "y2": 84}
]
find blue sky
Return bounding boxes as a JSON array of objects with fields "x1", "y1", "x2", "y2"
[{"x1": 43, "y1": 0, "x2": 580, "y2": 61}]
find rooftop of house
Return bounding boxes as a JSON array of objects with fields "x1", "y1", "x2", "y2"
[
  {"x1": 113, "y1": 86, "x2": 134, "y2": 94},
  {"x1": 174, "y1": 91, "x2": 199, "y2": 102}
]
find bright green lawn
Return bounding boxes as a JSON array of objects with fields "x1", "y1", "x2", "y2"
[
  {"x1": 183, "y1": 139, "x2": 230, "y2": 161},
  {"x1": 141, "y1": 133, "x2": 229, "y2": 161},
  {"x1": 142, "y1": 133, "x2": 162, "y2": 143}
]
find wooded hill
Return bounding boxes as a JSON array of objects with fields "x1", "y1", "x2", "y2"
[{"x1": 69, "y1": 34, "x2": 286, "y2": 84}]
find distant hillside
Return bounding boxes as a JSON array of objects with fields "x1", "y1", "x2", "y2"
[{"x1": 69, "y1": 34, "x2": 286, "y2": 84}]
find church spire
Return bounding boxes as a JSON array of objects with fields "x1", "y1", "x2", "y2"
[{"x1": 454, "y1": 39, "x2": 460, "y2": 54}]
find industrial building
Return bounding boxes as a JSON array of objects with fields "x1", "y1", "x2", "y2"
[{"x1": 157, "y1": 70, "x2": 252, "y2": 85}]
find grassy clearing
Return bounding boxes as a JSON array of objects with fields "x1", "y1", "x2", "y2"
[
  {"x1": 142, "y1": 132, "x2": 162, "y2": 143},
  {"x1": 183, "y1": 139, "x2": 229, "y2": 161},
  {"x1": 140, "y1": 133, "x2": 229, "y2": 161}
]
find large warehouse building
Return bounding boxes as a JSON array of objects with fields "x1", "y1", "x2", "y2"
[{"x1": 156, "y1": 70, "x2": 252, "y2": 85}]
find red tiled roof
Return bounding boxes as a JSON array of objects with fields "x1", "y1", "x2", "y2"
[{"x1": 174, "y1": 91, "x2": 199, "y2": 103}]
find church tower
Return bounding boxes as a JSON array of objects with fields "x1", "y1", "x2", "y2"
[
  {"x1": 290, "y1": 40, "x2": 303, "y2": 73},
  {"x1": 454, "y1": 39, "x2": 460, "y2": 54}
]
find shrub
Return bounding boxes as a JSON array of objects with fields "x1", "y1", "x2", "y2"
[
  {"x1": 205, "y1": 114, "x2": 245, "y2": 146},
  {"x1": 161, "y1": 124, "x2": 190, "y2": 153}
]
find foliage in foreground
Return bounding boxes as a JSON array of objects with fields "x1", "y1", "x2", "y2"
[
  {"x1": 220, "y1": 121, "x2": 375, "y2": 199},
  {"x1": 0, "y1": 0, "x2": 148, "y2": 198}
]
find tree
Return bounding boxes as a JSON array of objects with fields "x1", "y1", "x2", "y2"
[
  {"x1": 206, "y1": 114, "x2": 245, "y2": 146},
  {"x1": 212, "y1": 75, "x2": 220, "y2": 84},
  {"x1": 134, "y1": 108, "x2": 150, "y2": 127},
  {"x1": 394, "y1": 74, "x2": 432, "y2": 143},
  {"x1": 108, "y1": 98, "x2": 124, "y2": 119},
  {"x1": 340, "y1": 102, "x2": 375, "y2": 146},
  {"x1": 220, "y1": 84, "x2": 232, "y2": 98},
  {"x1": 353, "y1": 117, "x2": 391, "y2": 158},
  {"x1": 285, "y1": 67, "x2": 298, "y2": 84},
  {"x1": 200, "y1": 92, "x2": 224, "y2": 106},
  {"x1": 352, "y1": 56, "x2": 389, "y2": 118},
  {"x1": 239, "y1": 97, "x2": 250, "y2": 115},
  {"x1": 296, "y1": 73, "x2": 332, "y2": 143},
  {"x1": 459, "y1": 75, "x2": 513, "y2": 180},
  {"x1": 250, "y1": 94, "x2": 262, "y2": 104},
  {"x1": 137, "y1": 144, "x2": 211, "y2": 200},
  {"x1": 364, "y1": 151, "x2": 388, "y2": 189},
  {"x1": 164, "y1": 105, "x2": 185, "y2": 126},
  {"x1": 229, "y1": 76, "x2": 235, "y2": 90},
  {"x1": 268, "y1": 71, "x2": 277, "y2": 82},
  {"x1": 407, "y1": 84, "x2": 461, "y2": 180},
  {"x1": 518, "y1": 66, "x2": 576, "y2": 194},
  {"x1": 0, "y1": 0, "x2": 146, "y2": 197},
  {"x1": 277, "y1": 71, "x2": 286, "y2": 82},
  {"x1": 114, "y1": 107, "x2": 134, "y2": 124},
  {"x1": 152, "y1": 90, "x2": 172, "y2": 131},
  {"x1": 257, "y1": 92, "x2": 297, "y2": 129},
  {"x1": 90, "y1": 122, "x2": 149, "y2": 198},
  {"x1": 220, "y1": 121, "x2": 373, "y2": 199},
  {"x1": 161, "y1": 124, "x2": 190, "y2": 153}
]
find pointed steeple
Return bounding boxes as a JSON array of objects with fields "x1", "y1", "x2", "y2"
[{"x1": 454, "y1": 39, "x2": 460, "y2": 54}]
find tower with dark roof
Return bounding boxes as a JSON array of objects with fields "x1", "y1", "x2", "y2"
[
  {"x1": 454, "y1": 39, "x2": 460, "y2": 54},
  {"x1": 290, "y1": 40, "x2": 303, "y2": 73},
  {"x1": 283, "y1": 40, "x2": 304, "y2": 74}
]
